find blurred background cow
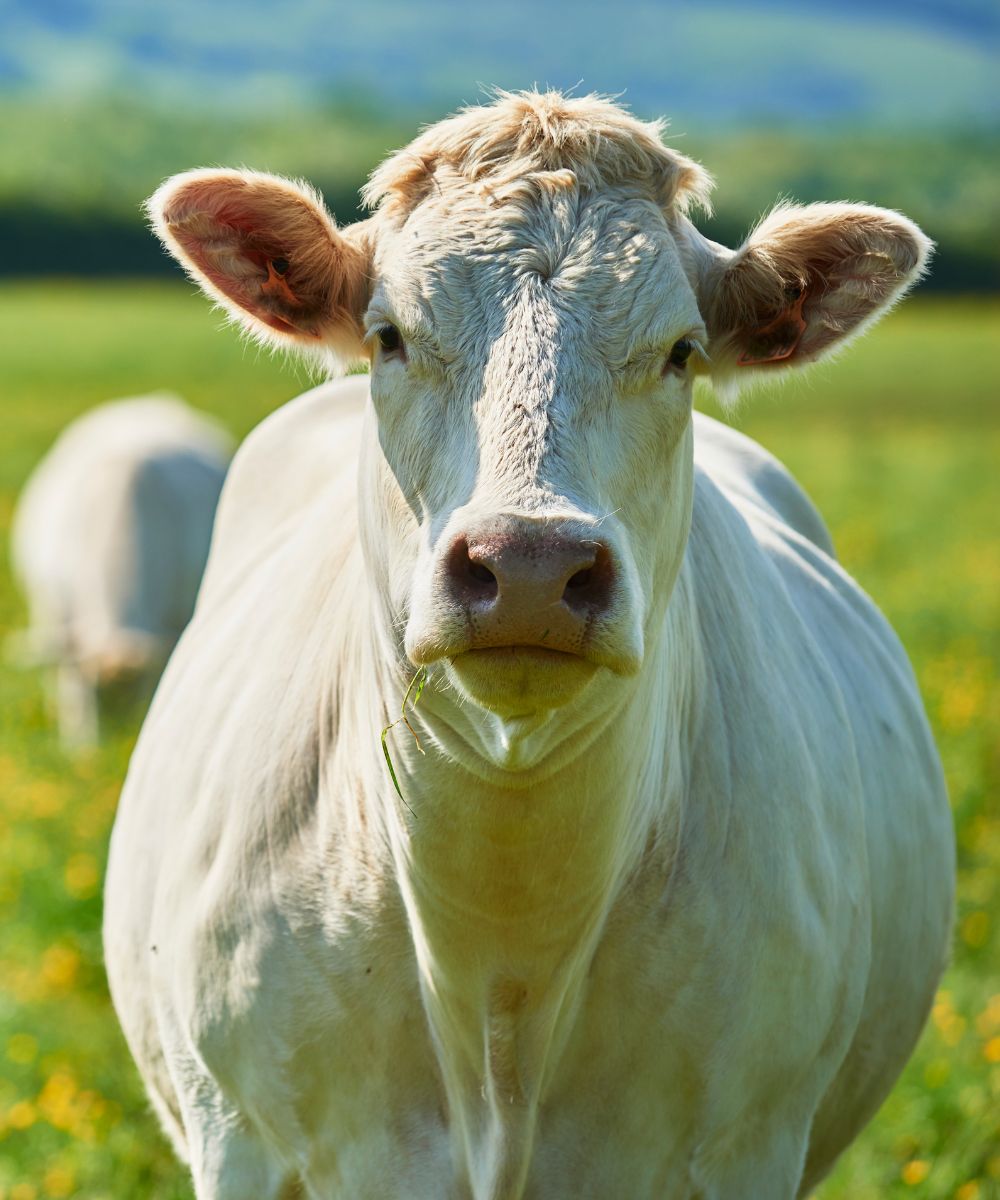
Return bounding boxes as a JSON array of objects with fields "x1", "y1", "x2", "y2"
[{"x1": 9, "y1": 395, "x2": 231, "y2": 747}]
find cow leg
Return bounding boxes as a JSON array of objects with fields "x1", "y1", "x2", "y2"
[
  {"x1": 56, "y1": 662, "x2": 98, "y2": 748},
  {"x1": 169, "y1": 1070, "x2": 294, "y2": 1200},
  {"x1": 691, "y1": 1117, "x2": 811, "y2": 1200},
  {"x1": 187, "y1": 1121, "x2": 292, "y2": 1200}
]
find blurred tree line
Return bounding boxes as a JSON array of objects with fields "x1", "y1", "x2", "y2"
[{"x1": 0, "y1": 96, "x2": 996, "y2": 290}]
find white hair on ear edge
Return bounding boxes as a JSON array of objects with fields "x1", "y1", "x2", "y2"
[
  {"x1": 699, "y1": 201, "x2": 933, "y2": 409},
  {"x1": 146, "y1": 167, "x2": 373, "y2": 375}
]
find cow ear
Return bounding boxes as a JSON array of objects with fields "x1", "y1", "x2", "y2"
[
  {"x1": 147, "y1": 169, "x2": 372, "y2": 367},
  {"x1": 700, "y1": 203, "x2": 932, "y2": 396}
]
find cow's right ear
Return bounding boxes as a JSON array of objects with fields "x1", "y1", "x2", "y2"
[{"x1": 147, "y1": 169, "x2": 372, "y2": 367}]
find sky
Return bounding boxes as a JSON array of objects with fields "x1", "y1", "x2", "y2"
[{"x1": 2, "y1": 0, "x2": 997, "y2": 128}]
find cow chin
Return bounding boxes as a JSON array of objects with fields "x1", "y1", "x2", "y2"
[{"x1": 447, "y1": 646, "x2": 598, "y2": 719}]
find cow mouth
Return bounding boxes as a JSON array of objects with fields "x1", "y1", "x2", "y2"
[
  {"x1": 446, "y1": 643, "x2": 598, "y2": 716},
  {"x1": 463, "y1": 645, "x2": 584, "y2": 664}
]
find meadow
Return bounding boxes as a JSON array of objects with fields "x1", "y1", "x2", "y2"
[{"x1": 0, "y1": 281, "x2": 997, "y2": 1199}]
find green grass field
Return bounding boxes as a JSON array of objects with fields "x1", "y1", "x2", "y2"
[{"x1": 0, "y1": 281, "x2": 997, "y2": 1199}]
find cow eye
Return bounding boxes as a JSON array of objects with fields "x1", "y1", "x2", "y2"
[
  {"x1": 377, "y1": 324, "x2": 403, "y2": 354},
  {"x1": 665, "y1": 338, "x2": 693, "y2": 372}
]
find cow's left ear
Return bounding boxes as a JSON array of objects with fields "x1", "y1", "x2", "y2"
[
  {"x1": 147, "y1": 168, "x2": 372, "y2": 368},
  {"x1": 699, "y1": 203, "x2": 932, "y2": 393}
]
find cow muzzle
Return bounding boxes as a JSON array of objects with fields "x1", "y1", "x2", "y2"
[{"x1": 406, "y1": 514, "x2": 642, "y2": 716}]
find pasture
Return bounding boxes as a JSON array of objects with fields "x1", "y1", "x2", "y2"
[{"x1": 0, "y1": 280, "x2": 996, "y2": 1198}]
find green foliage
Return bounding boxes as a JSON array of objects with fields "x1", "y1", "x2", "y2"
[
  {"x1": 0, "y1": 96, "x2": 407, "y2": 222},
  {"x1": 380, "y1": 667, "x2": 428, "y2": 813},
  {"x1": 0, "y1": 282, "x2": 997, "y2": 1197},
  {"x1": 0, "y1": 98, "x2": 997, "y2": 288},
  {"x1": 693, "y1": 129, "x2": 1000, "y2": 290}
]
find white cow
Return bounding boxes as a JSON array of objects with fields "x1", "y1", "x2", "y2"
[
  {"x1": 104, "y1": 92, "x2": 955, "y2": 1199},
  {"x1": 11, "y1": 395, "x2": 231, "y2": 746}
]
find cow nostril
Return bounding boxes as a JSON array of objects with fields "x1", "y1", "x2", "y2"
[
  {"x1": 468, "y1": 562, "x2": 497, "y2": 586},
  {"x1": 445, "y1": 529, "x2": 616, "y2": 619},
  {"x1": 446, "y1": 535, "x2": 498, "y2": 602},
  {"x1": 561, "y1": 545, "x2": 614, "y2": 614}
]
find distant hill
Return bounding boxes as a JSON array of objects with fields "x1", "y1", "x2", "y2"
[
  {"x1": 2, "y1": 0, "x2": 997, "y2": 130},
  {"x1": 0, "y1": 95, "x2": 995, "y2": 288}
]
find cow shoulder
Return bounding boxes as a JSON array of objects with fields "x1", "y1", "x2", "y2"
[
  {"x1": 199, "y1": 375, "x2": 369, "y2": 602},
  {"x1": 692, "y1": 411, "x2": 835, "y2": 558}
]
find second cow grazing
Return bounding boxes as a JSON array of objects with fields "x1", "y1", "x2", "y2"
[
  {"x1": 11, "y1": 395, "x2": 231, "y2": 747},
  {"x1": 105, "y1": 92, "x2": 955, "y2": 1199}
]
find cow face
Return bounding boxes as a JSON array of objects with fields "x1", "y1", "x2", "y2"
[
  {"x1": 148, "y1": 93, "x2": 929, "y2": 757},
  {"x1": 359, "y1": 182, "x2": 702, "y2": 728}
]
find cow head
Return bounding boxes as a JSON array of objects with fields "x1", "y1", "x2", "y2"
[{"x1": 149, "y1": 92, "x2": 930, "y2": 766}]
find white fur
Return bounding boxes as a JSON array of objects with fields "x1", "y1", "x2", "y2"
[
  {"x1": 106, "y1": 93, "x2": 953, "y2": 1200},
  {"x1": 11, "y1": 395, "x2": 232, "y2": 747}
]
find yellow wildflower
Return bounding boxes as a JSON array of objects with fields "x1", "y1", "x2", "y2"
[
  {"x1": 6, "y1": 1100, "x2": 37, "y2": 1130},
  {"x1": 40, "y1": 944, "x2": 80, "y2": 991},
  {"x1": 901, "y1": 1159, "x2": 931, "y2": 1185},
  {"x1": 64, "y1": 852, "x2": 100, "y2": 899}
]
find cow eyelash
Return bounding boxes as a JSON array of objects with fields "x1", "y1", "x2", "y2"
[
  {"x1": 663, "y1": 337, "x2": 694, "y2": 375},
  {"x1": 372, "y1": 322, "x2": 405, "y2": 358}
]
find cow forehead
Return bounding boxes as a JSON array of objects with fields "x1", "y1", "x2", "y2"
[{"x1": 370, "y1": 183, "x2": 700, "y2": 364}]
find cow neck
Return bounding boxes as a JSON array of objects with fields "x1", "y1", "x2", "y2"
[{"x1": 362, "y1": 573, "x2": 699, "y2": 1200}]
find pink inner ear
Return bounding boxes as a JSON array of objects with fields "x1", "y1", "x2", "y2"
[
  {"x1": 157, "y1": 172, "x2": 373, "y2": 348},
  {"x1": 737, "y1": 289, "x2": 809, "y2": 367},
  {"x1": 260, "y1": 260, "x2": 302, "y2": 307},
  {"x1": 164, "y1": 189, "x2": 321, "y2": 337}
]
